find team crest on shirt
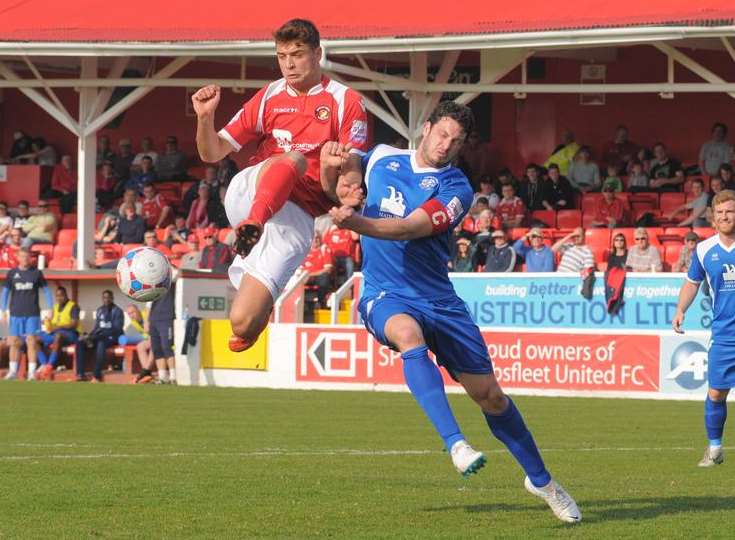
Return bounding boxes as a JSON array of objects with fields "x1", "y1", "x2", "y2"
[
  {"x1": 315, "y1": 105, "x2": 331, "y2": 122},
  {"x1": 420, "y1": 176, "x2": 438, "y2": 190},
  {"x1": 379, "y1": 186, "x2": 406, "y2": 217}
]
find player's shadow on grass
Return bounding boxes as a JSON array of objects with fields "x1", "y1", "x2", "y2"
[{"x1": 426, "y1": 496, "x2": 735, "y2": 523}]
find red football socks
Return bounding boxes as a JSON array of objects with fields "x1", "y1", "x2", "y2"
[{"x1": 248, "y1": 159, "x2": 300, "y2": 226}]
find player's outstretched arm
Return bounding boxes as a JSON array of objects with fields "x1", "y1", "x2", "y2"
[
  {"x1": 330, "y1": 205, "x2": 433, "y2": 241},
  {"x1": 320, "y1": 143, "x2": 364, "y2": 207},
  {"x1": 672, "y1": 280, "x2": 700, "y2": 333},
  {"x1": 192, "y1": 85, "x2": 234, "y2": 163}
]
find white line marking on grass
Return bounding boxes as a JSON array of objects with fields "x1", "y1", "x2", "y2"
[{"x1": 0, "y1": 446, "x2": 732, "y2": 461}]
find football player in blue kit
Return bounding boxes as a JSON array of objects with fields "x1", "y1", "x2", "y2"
[
  {"x1": 328, "y1": 102, "x2": 580, "y2": 523},
  {"x1": 674, "y1": 189, "x2": 735, "y2": 467}
]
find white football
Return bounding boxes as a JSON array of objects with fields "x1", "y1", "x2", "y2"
[{"x1": 115, "y1": 247, "x2": 172, "y2": 302}]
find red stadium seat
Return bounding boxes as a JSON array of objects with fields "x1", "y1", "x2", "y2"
[
  {"x1": 659, "y1": 193, "x2": 686, "y2": 215},
  {"x1": 30, "y1": 244, "x2": 53, "y2": 259},
  {"x1": 645, "y1": 227, "x2": 664, "y2": 246},
  {"x1": 694, "y1": 227, "x2": 716, "y2": 239},
  {"x1": 171, "y1": 243, "x2": 191, "y2": 256},
  {"x1": 582, "y1": 212, "x2": 596, "y2": 228},
  {"x1": 510, "y1": 228, "x2": 528, "y2": 241},
  {"x1": 665, "y1": 244, "x2": 683, "y2": 266},
  {"x1": 530, "y1": 210, "x2": 556, "y2": 228},
  {"x1": 122, "y1": 243, "x2": 143, "y2": 254},
  {"x1": 155, "y1": 228, "x2": 168, "y2": 242},
  {"x1": 61, "y1": 213, "x2": 77, "y2": 229},
  {"x1": 613, "y1": 227, "x2": 636, "y2": 247},
  {"x1": 102, "y1": 244, "x2": 123, "y2": 258},
  {"x1": 585, "y1": 228, "x2": 610, "y2": 250},
  {"x1": 53, "y1": 244, "x2": 73, "y2": 259},
  {"x1": 581, "y1": 193, "x2": 601, "y2": 214},
  {"x1": 48, "y1": 257, "x2": 74, "y2": 269},
  {"x1": 556, "y1": 210, "x2": 581, "y2": 229},
  {"x1": 57, "y1": 229, "x2": 77, "y2": 246}
]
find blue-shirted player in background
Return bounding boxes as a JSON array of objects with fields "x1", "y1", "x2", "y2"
[
  {"x1": 674, "y1": 189, "x2": 735, "y2": 467},
  {"x1": 329, "y1": 102, "x2": 581, "y2": 523}
]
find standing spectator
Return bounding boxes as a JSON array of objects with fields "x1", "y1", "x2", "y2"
[
  {"x1": 518, "y1": 164, "x2": 546, "y2": 211},
  {"x1": 217, "y1": 156, "x2": 238, "y2": 185},
  {"x1": 649, "y1": 143, "x2": 683, "y2": 192},
  {"x1": 116, "y1": 203, "x2": 146, "y2": 244},
  {"x1": 149, "y1": 286, "x2": 176, "y2": 384},
  {"x1": 125, "y1": 155, "x2": 157, "y2": 194},
  {"x1": 513, "y1": 228, "x2": 555, "y2": 272},
  {"x1": 47, "y1": 154, "x2": 77, "y2": 213},
  {"x1": 625, "y1": 227, "x2": 663, "y2": 272},
  {"x1": 459, "y1": 131, "x2": 490, "y2": 187},
  {"x1": 496, "y1": 183, "x2": 526, "y2": 228},
  {"x1": 132, "y1": 136, "x2": 158, "y2": 171},
  {"x1": 698, "y1": 123, "x2": 733, "y2": 178},
  {"x1": 544, "y1": 130, "x2": 580, "y2": 176},
  {"x1": 590, "y1": 185, "x2": 627, "y2": 228},
  {"x1": 473, "y1": 176, "x2": 499, "y2": 209},
  {"x1": 157, "y1": 136, "x2": 188, "y2": 180},
  {"x1": 667, "y1": 178, "x2": 709, "y2": 227},
  {"x1": 1, "y1": 228, "x2": 24, "y2": 267},
  {"x1": 14, "y1": 138, "x2": 57, "y2": 166},
  {"x1": 323, "y1": 224, "x2": 359, "y2": 282},
  {"x1": 542, "y1": 164, "x2": 574, "y2": 210},
  {"x1": 602, "y1": 125, "x2": 638, "y2": 173},
  {"x1": 1, "y1": 249, "x2": 52, "y2": 380},
  {"x1": 179, "y1": 234, "x2": 202, "y2": 269},
  {"x1": 672, "y1": 232, "x2": 700, "y2": 272},
  {"x1": 484, "y1": 229, "x2": 516, "y2": 272},
  {"x1": 627, "y1": 160, "x2": 650, "y2": 193},
  {"x1": 568, "y1": 146, "x2": 601, "y2": 193},
  {"x1": 9, "y1": 131, "x2": 33, "y2": 162},
  {"x1": 140, "y1": 183, "x2": 173, "y2": 230},
  {"x1": 0, "y1": 202, "x2": 13, "y2": 244},
  {"x1": 96, "y1": 135, "x2": 116, "y2": 166},
  {"x1": 607, "y1": 233, "x2": 628, "y2": 269},
  {"x1": 450, "y1": 237, "x2": 475, "y2": 272},
  {"x1": 198, "y1": 227, "x2": 232, "y2": 272},
  {"x1": 13, "y1": 201, "x2": 31, "y2": 230},
  {"x1": 552, "y1": 228, "x2": 595, "y2": 273},
  {"x1": 112, "y1": 139, "x2": 135, "y2": 183},
  {"x1": 82, "y1": 289, "x2": 124, "y2": 383},
  {"x1": 300, "y1": 235, "x2": 334, "y2": 309},
  {"x1": 22, "y1": 200, "x2": 58, "y2": 247},
  {"x1": 602, "y1": 164, "x2": 623, "y2": 192}
]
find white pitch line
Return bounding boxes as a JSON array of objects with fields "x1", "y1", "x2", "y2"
[{"x1": 0, "y1": 446, "x2": 732, "y2": 461}]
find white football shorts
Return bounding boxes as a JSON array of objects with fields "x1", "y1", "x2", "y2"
[{"x1": 224, "y1": 160, "x2": 314, "y2": 300}]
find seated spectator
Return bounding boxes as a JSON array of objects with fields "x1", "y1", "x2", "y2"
[
  {"x1": 217, "y1": 156, "x2": 239, "y2": 185},
  {"x1": 542, "y1": 164, "x2": 574, "y2": 210},
  {"x1": 165, "y1": 215, "x2": 191, "y2": 246},
  {"x1": 157, "y1": 136, "x2": 188, "y2": 180},
  {"x1": 544, "y1": 130, "x2": 580, "y2": 176},
  {"x1": 602, "y1": 125, "x2": 638, "y2": 173},
  {"x1": 484, "y1": 229, "x2": 516, "y2": 272},
  {"x1": 96, "y1": 160, "x2": 119, "y2": 209},
  {"x1": 450, "y1": 236, "x2": 475, "y2": 272},
  {"x1": 94, "y1": 212, "x2": 119, "y2": 243},
  {"x1": 631, "y1": 147, "x2": 652, "y2": 175},
  {"x1": 607, "y1": 233, "x2": 628, "y2": 269},
  {"x1": 183, "y1": 165, "x2": 223, "y2": 212},
  {"x1": 496, "y1": 183, "x2": 526, "y2": 228},
  {"x1": 125, "y1": 155, "x2": 157, "y2": 194},
  {"x1": 718, "y1": 163, "x2": 735, "y2": 190},
  {"x1": 90, "y1": 246, "x2": 118, "y2": 269},
  {"x1": 0, "y1": 228, "x2": 23, "y2": 267},
  {"x1": 96, "y1": 135, "x2": 116, "y2": 167},
  {"x1": 9, "y1": 131, "x2": 33, "y2": 163},
  {"x1": 118, "y1": 188, "x2": 143, "y2": 216},
  {"x1": 568, "y1": 146, "x2": 601, "y2": 193},
  {"x1": 143, "y1": 230, "x2": 173, "y2": 257},
  {"x1": 473, "y1": 176, "x2": 499, "y2": 208},
  {"x1": 552, "y1": 227, "x2": 595, "y2": 273},
  {"x1": 470, "y1": 209, "x2": 496, "y2": 268},
  {"x1": 22, "y1": 200, "x2": 57, "y2": 247},
  {"x1": 198, "y1": 227, "x2": 232, "y2": 272},
  {"x1": 186, "y1": 183, "x2": 228, "y2": 229},
  {"x1": 493, "y1": 168, "x2": 520, "y2": 195},
  {"x1": 13, "y1": 200, "x2": 31, "y2": 229},
  {"x1": 469, "y1": 196, "x2": 490, "y2": 222},
  {"x1": 672, "y1": 232, "x2": 700, "y2": 272},
  {"x1": 140, "y1": 183, "x2": 173, "y2": 230},
  {"x1": 116, "y1": 203, "x2": 145, "y2": 244},
  {"x1": 47, "y1": 155, "x2": 77, "y2": 213},
  {"x1": 322, "y1": 224, "x2": 359, "y2": 282},
  {"x1": 112, "y1": 138, "x2": 134, "y2": 184},
  {"x1": 590, "y1": 185, "x2": 627, "y2": 228},
  {"x1": 649, "y1": 143, "x2": 683, "y2": 192},
  {"x1": 625, "y1": 227, "x2": 662, "y2": 272},
  {"x1": 300, "y1": 234, "x2": 334, "y2": 308},
  {"x1": 627, "y1": 160, "x2": 649, "y2": 193},
  {"x1": 132, "y1": 136, "x2": 158, "y2": 172},
  {"x1": 0, "y1": 202, "x2": 13, "y2": 243},
  {"x1": 602, "y1": 164, "x2": 623, "y2": 192},
  {"x1": 667, "y1": 178, "x2": 709, "y2": 227},
  {"x1": 512, "y1": 227, "x2": 555, "y2": 272},
  {"x1": 518, "y1": 163, "x2": 546, "y2": 211},
  {"x1": 179, "y1": 234, "x2": 202, "y2": 269},
  {"x1": 80, "y1": 289, "x2": 124, "y2": 383},
  {"x1": 698, "y1": 122, "x2": 733, "y2": 178}
]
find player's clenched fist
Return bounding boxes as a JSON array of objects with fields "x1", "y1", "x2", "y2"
[
  {"x1": 329, "y1": 205, "x2": 355, "y2": 227},
  {"x1": 191, "y1": 85, "x2": 221, "y2": 117}
]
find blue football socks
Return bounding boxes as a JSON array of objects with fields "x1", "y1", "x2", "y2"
[{"x1": 705, "y1": 396, "x2": 727, "y2": 446}]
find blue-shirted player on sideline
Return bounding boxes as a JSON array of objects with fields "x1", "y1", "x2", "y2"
[
  {"x1": 328, "y1": 102, "x2": 581, "y2": 523},
  {"x1": 673, "y1": 189, "x2": 735, "y2": 467},
  {"x1": 1, "y1": 249, "x2": 53, "y2": 380}
]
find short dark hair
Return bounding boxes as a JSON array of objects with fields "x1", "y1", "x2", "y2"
[
  {"x1": 427, "y1": 101, "x2": 475, "y2": 136},
  {"x1": 273, "y1": 19, "x2": 320, "y2": 49},
  {"x1": 547, "y1": 163, "x2": 560, "y2": 172},
  {"x1": 142, "y1": 156, "x2": 153, "y2": 163},
  {"x1": 56, "y1": 286, "x2": 67, "y2": 295},
  {"x1": 525, "y1": 163, "x2": 539, "y2": 173},
  {"x1": 712, "y1": 122, "x2": 728, "y2": 136},
  {"x1": 476, "y1": 196, "x2": 489, "y2": 206},
  {"x1": 720, "y1": 163, "x2": 733, "y2": 174},
  {"x1": 142, "y1": 182, "x2": 155, "y2": 190},
  {"x1": 102, "y1": 289, "x2": 113, "y2": 297},
  {"x1": 692, "y1": 178, "x2": 704, "y2": 188},
  {"x1": 18, "y1": 200, "x2": 29, "y2": 207}
]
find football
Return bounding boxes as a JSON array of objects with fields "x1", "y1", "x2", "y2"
[{"x1": 115, "y1": 247, "x2": 172, "y2": 302}]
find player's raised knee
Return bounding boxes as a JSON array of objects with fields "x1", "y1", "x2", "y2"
[
  {"x1": 281, "y1": 152, "x2": 307, "y2": 176},
  {"x1": 230, "y1": 314, "x2": 262, "y2": 343},
  {"x1": 386, "y1": 322, "x2": 425, "y2": 352}
]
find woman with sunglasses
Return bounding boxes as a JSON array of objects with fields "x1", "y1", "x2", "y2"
[{"x1": 607, "y1": 234, "x2": 628, "y2": 269}]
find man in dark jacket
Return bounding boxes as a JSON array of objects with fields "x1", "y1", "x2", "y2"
[
  {"x1": 82, "y1": 289, "x2": 124, "y2": 382},
  {"x1": 116, "y1": 203, "x2": 146, "y2": 244},
  {"x1": 484, "y1": 229, "x2": 516, "y2": 272}
]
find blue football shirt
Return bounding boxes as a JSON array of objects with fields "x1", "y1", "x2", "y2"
[
  {"x1": 687, "y1": 234, "x2": 735, "y2": 345},
  {"x1": 359, "y1": 145, "x2": 473, "y2": 300}
]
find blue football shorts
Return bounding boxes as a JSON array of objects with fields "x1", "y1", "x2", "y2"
[
  {"x1": 9, "y1": 316, "x2": 41, "y2": 338},
  {"x1": 708, "y1": 342, "x2": 735, "y2": 390}
]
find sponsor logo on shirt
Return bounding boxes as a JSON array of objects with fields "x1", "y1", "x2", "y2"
[
  {"x1": 14, "y1": 282, "x2": 34, "y2": 291},
  {"x1": 711, "y1": 253, "x2": 720, "y2": 261},
  {"x1": 445, "y1": 196, "x2": 464, "y2": 222},
  {"x1": 723, "y1": 263, "x2": 735, "y2": 281},
  {"x1": 386, "y1": 161, "x2": 400, "y2": 172},
  {"x1": 349, "y1": 120, "x2": 367, "y2": 145},
  {"x1": 315, "y1": 105, "x2": 331, "y2": 122},
  {"x1": 273, "y1": 107, "x2": 299, "y2": 113},
  {"x1": 273, "y1": 129, "x2": 293, "y2": 152},
  {"x1": 379, "y1": 186, "x2": 406, "y2": 218},
  {"x1": 419, "y1": 176, "x2": 438, "y2": 190}
]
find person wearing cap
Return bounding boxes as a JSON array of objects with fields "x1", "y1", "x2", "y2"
[
  {"x1": 450, "y1": 236, "x2": 475, "y2": 272},
  {"x1": 673, "y1": 232, "x2": 700, "y2": 272},
  {"x1": 552, "y1": 227, "x2": 595, "y2": 273},
  {"x1": 157, "y1": 135, "x2": 188, "y2": 180},
  {"x1": 513, "y1": 228, "x2": 555, "y2": 272},
  {"x1": 590, "y1": 184, "x2": 627, "y2": 228},
  {"x1": 666, "y1": 178, "x2": 709, "y2": 227},
  {"x1": 625, "y1": 227, "x2": 663, "y2": 272},
  {"x1": 180, "y1": 234, "x2": 202, "y2": 269},
  {"x1": 112, "y1": 138, "x2": 135, "y2": 183},
  {"x1": 484, "y1": 229, "x2": 516, "y2": 272},
  {"x1": 198, "y1": 227, "x2": 232, "y2": 272}
]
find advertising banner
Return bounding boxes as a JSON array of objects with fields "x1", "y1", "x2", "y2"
[{"x1": 659, "y1": 334, "x2": 710, "y2": 396}]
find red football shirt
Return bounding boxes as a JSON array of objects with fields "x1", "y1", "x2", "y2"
[
  {"x1": 141, "y1": 194, "x2": 170, "y2": 228},
  {"x1": 300, "y1": 245, "x2": 334, "y2": 274},
  {"x1": 219, "y1": 76, "x2": 368, "y2": 218},
  {"x1": 323, "y1": 228, "x2": 356, "y2": 258},
  {"x1": 496, "y1": 196, "x2": 526, "y2": 224}
]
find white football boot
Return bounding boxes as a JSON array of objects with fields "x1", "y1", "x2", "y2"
[
  {"x1": 524, "y1": 476, "x2": 582, "y2": 523},
  {"x1": 698, "y1": 445, "x2": 724, "y2": 467},
  {"x1": 450, "y1": 440, "x2": 486, "y2": 477}
]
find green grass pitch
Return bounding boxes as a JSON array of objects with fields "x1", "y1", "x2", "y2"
[{"x1": 0, "y1": 383, "x2": 733, "y2": 539}]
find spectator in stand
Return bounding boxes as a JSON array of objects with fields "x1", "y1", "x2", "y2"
[
  {"x1": 140, "y1": 183, "x2": 173, "y2": 230},
  {"x1": 459, "y1": 131, "x2": 490, "y2": 187},
  {"x1": 513, "y1": 228, "x2": 554, "y2": 272},
  {"x1": 590, "y1": 185, "x2": 627, "y2": 228},
  {"x1": 81, "y1": 289, "x2": 124, "y2": 383},
  {"x1": 9, "y1": 131, "x2": 33, "y2": 163},
  {"x1": 717, "y1": 163, "x2": 734, "y2": 190},
  {"x1": 143, "y1": 230, "x2": 173, "y2": 257},
  {"x1": 90, "y1": 246, "x2": 119, "y2": 269},
  {"x1": 627, "y1": 160, "x2": 650, "y2": 193},
  {"x1": 607, "y1": 233, "x2": 628, "y2": 270},
  {"x1": 494, "y1": 168, "x2": 520, "y2": 195},
  {"x1": 179, "y1": 234, "x2": 202, "y2": 269},
  {"x1": 157, "y1": 136, "x2": 188, "y2": 180},
  {"x1": 496, "y1": 183, "x2": 526, "y2": 228},
  {"x1": 698, "y1": 122, "x2": 733, "y2": 178},
  {"x1": 667, "y1": 178, "x2": 709, "y2": 227},
  {"x1": 132, "y1": 136, "x2": 158, "y2": 172},
  {"x1": 649, "y1": 143, "x2": 683, "y2": 192},
  {"x1": 96, "y1": 135, "x2": 116, "y2": 167},
  {"x1": 544, "y1": 130, "x2": 580, "y2": 176},
  {"x1": 602, "y1": 164, "x2": 623, "y2": 192},
  {"x1": 0, "y1": 202, "x2": 13, "y2": 244},
  {"x1": 518, "y1": 163, "x2": 546, "y2": 212},
  {"x1": 568, "y1": 146, "x2": 601, "y2": 193},
  {"x1": 165, "y1": 215, "x2": 191, "y2": 247},
  {"x1": 116, "y1": 203, "x2": 145, "y2": 244},
  {"x1": 672, "y1": 232, "x2": 700, "y2": 272},
  {"x1": 484, "y1": 229, "x2": 516, "y2": 272},
  {"x1": 46, "y1": 154, "x2": 77, "y2": 213},
  {"x1": 1, "y1": 228, "x2": 24, "y2": 267},
  {"x1": 542, "y1": 164, "x2": 574, "y2": 211},
  {"x1": 217, "y1": 156, "x2": 238, "y2": 185},
  {"x1": 323, "y1": 224, "x2": 360, "y2": 283},
  {"x1": 96, "y1": 160, "x2": 119, "y2": 209},
  {"x1": 625, "y1": 227, "x2": 662, "y2": 272},
  {"x1": 94, "y1": 213, "x2": 119, "y2": 243},
  {"x1": 473, "y1": 176, "x2": 499, "y2": 208},
  {"x1": 22, "y1": 200, "x2": 57, "y2": 247},
  {"x1": 186, "y1": 183, "x2": 228, "y2": 229},
  {"x1": 552, "y1": 228, "x2": 595, "y2": 273},
  {"x1": 450, "y1": 237, "x2": 475, "y2": 272},
  {"x1": 14, "y1": 137, "x2": 57, "y2": 166},
  {"x1": 125, "y1": 155, "x2": 157, "y2": 194},
  {"x1": 198, "y1": 227, "x2": 232, "y2": 272},
  {"x1": 602, "y1": 125, "x2": 638, "y2": 173},
  {"x1": 470, "y1": 209, "x2": 495, "y2": 269},
  {"x1": 183, "y1": 165, "x2": 223, "y2": 212},
  {"x1": 469, "y1": 196, "x2": 490, "y2": 223},
  {"x1": 706, "y1": 176, "x2": 725, "y2": 225},
  {"x1": 112, "y1": 138, "x2": 135, "y2": 184},
  {"x1": 13, "y1": 200, "x2": 31, "y2": 230},
  {"x1": 300, "y1": 234, "x2": 334, "y2": 309},
  {"x1": 118, "y1": 188, "x2": 143, "y2": 216}
]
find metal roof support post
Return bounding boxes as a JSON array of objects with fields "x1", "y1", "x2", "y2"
[
  {"x1": 87, "y1": 56, "x2": 131, "y2": 123},
  {"x1": 454, "y1": 48, "x2": 531, "y2": 106},
  {"x1": 408, "y1": 52, "x2": 428, "y2": 149},
  {"x1": 76, "y1": 57, "x2": 98, "y2": 271},
  {"x1": 653, "y1": 42, "x2": 735, "y2": 100},
  {"x1": 413, "y1": 50, "x2": 461, "y2": 138}
]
